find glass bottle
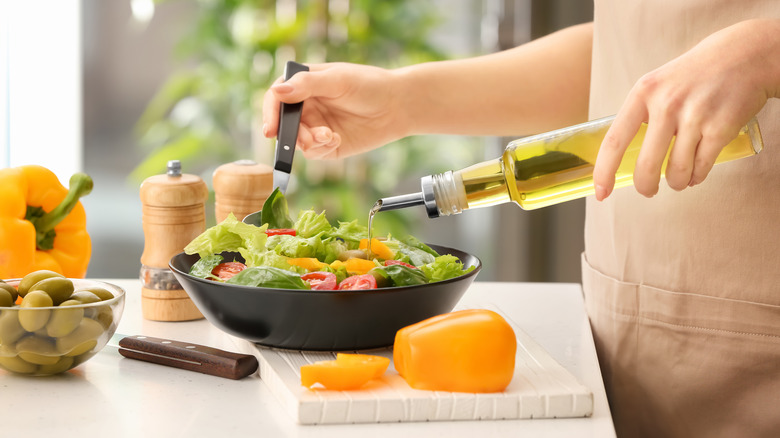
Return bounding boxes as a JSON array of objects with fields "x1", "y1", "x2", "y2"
[{"x1": 376, "y1": 116, "x2": 763, "y2": 217}]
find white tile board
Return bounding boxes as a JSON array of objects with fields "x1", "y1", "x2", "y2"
[{"x1": 227, "y1": 304, "x2": 593, "y2": 425}]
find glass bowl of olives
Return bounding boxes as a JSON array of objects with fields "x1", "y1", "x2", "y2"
[{"x1": 0, "y1": 271, "x2": 125, "y2": 376}]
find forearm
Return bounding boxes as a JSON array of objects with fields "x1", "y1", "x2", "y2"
[{"x1": 395, "y1": 22, "x2": 593, "y2": 138}]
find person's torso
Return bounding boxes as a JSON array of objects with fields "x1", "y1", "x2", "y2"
[{"x1": 587, "y1": 0, "x2": 780, "y2": 304}]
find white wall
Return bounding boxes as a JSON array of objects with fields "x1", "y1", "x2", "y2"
[{"x1": 0, "y1": 1, "x2": 81, "y2": 182}]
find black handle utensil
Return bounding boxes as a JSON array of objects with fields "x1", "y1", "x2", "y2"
[{"x1": 273, "y1": 60, "x2": 309, "y2": 194}]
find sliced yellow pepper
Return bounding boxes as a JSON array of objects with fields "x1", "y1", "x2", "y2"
[
  {"x1": 359, "y1": 238, "x2": 394, "y2": 260},
  {"x1": 0, "y1": 166, "x2": 92, "y2": 279},
  {"x1": 342, "y1": 258, "x2": 377, "y2": 276},
  {"x1": 301, "y1": 353, "x2": 390, "y2": 390},
  {"x1": 393, "y1": 309, "x2": 516, "y2": 393},
  {"x1": 287, "y1": 257, "x2": 327, "y2": 271}
]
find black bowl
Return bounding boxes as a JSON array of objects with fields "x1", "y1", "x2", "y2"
[{"x1": 169, "y1": 245, "x2": 481, "y2": 351}]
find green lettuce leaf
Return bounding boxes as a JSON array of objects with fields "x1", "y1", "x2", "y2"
[
  {"x1": 189, "y1": 254, "x2": 223, "y2": 280},
  {"x1": 184, "y1": 213, "x2": 267, "y2": 258},
  {"x1": 399, "y1": 235, "x2": 440, "y2": 258},
  {"x1": 294, "y1": 209, "x2": 332, "y2": 238},
  {"x1": 398, "y1": 243, "x2": 436, "y2": 266},
  {"x1": 328, "y1": 219, "x2": 367, "y2": 247},
  {"x1": 266, "y1": 233, "x2": 326, "y2": 259},
  {"x1": 318, "y1": 238, "x2": 348, "y2": 264},
  {"x1": 383, "y1": 264, "x2": 429, "y2": 286},
  {"x1": 420, "y1": 254, "x2": 475, "y2": 283},
  {"x1": 261, "y1": 187, "x2": 294, "y2": 229},
  {"x1": 239, "y1": 249, "x2": 302, "y2": 273},
  {"x1": 226, "y1": 266, "x2": 309, "y2": 289},
  {"x1": 382, "y1": 236, "x2": 437, "y2": 266}
]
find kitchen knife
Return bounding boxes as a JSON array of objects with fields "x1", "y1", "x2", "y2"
[
  {"x1": 111, "y1": 333, "x2": 258, "y2": 380},
  {"x1": 273, "y1": 60, "x2": 309, "y2": 194}
]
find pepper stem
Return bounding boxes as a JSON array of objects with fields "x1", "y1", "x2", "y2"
[{"x1": 33, "y1": 173, "x2": 93, "y2": 250}]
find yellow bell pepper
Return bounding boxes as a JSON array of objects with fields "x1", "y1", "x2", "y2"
[
  {"x1": 301, "y1": 353, "x2": 390, "y2": 390},
  {"x1": 0, "y1": 165, "x2": 93, "y2": 279},
  {"x1": 358, "y1": 238, "x2": 395, "y2": 260},
  {"x1": 287, "y1": 257, "x2": 327, "y2": 271},
  {"x1": 342, "y1": 258, "x2": 377, "y2": 276},
  {"x1": 393, "y1": 309, "x2": 516, "y2": 393}
]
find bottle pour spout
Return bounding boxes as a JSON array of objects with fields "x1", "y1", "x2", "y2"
[{"x1": 377, "y1": 175, "x2": 440, "y2": 218}]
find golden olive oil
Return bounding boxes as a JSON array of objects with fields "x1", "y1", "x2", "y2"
[
  {"x1": 376, "y1": 116, "x2": 763, "y2": 217},
  {"x1": 456, "y1": 118, "x2": 761, "y2": 211}
]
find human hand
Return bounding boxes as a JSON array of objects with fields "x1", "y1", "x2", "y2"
[
  {"x1": 262, "y1": 62, "x2": 409, "y2": 160},
  {"x1": 593, "y1": 18, "x2": 780, "y2": 200}
]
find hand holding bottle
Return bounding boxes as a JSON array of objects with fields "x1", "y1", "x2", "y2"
[{"x1": 593, "y1": 18, "x2": 780, "y2": 201}]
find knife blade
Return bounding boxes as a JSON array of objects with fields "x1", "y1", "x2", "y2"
[
  {"x1": 111, "y1": 333, "x2": 258, "y2": 380},
  {"x1": 273, "y1": 60, "x2": 309, "y2": 194}
]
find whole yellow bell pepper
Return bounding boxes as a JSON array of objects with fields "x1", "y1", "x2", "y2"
[
  {"x1": 0, "y1": 165, "x2": 93, "y2": 279},
  {"x1": 394, "y1": 309, "x2": 517, "y2": 393}
]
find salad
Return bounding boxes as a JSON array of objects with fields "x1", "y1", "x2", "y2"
[{"x1": 184, "y1": 189, "x2": 476, "y2": 290}]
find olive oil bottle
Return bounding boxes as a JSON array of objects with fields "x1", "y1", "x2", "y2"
[{"x1": 375, "y1": 115, "x2": 763, "y2": 217}]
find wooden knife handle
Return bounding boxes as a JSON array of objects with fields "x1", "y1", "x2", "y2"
[{"x1": 118, "y1": 335, "x2": 258, "y2": 380}]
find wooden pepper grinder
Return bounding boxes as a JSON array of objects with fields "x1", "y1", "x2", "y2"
[
  {"x1": 213, "y1": 159, "x2": 273, "y2": 222},
  {"x1": 139, "y1": 160, "x2": 209, "y2": 321}
]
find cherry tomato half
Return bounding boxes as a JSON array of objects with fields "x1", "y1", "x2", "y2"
[
  {"x1": 301, "y1": 271, "x2": 338, "y2": 290},
  {"x1": 211, "y1": 262, "x2": 247, "y2": 281},
  {"x1": 384, "y1": 260, "x2": 418, "y2": 269},
  {"x1": 265, "y1": 228, "x2": 296, "y2": 236},
  {"x1": 338, "y1": 274, "x2": 378, "y2": 290}
]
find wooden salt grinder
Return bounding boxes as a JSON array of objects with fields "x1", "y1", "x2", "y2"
[
  {"x1": 213, "y1": 160, "x2": 273, "y2": 222},
  {"x1": 139, "y1": 160, "x2": 209, "y2": 321}
]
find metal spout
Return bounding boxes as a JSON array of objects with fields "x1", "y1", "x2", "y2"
[
  {"x1": 376, "y1": 192, "x2": 424, "y2": 211},
  {"x1": 377, "y1": 175, "x2": 439, "y2": 218}
]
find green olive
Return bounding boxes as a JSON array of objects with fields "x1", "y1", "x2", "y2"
[
  {"x1": 94, "y1": 307, "x2": 115, "y2": 329},
  {"x1": 73, "y1": 286, "x2": 114, "y2": 301},
  {"x1": 18, "y1": 351, "x2": 60, "y2": 366},
  {"x1": 67, "y1": 291, "x2": 101, "y2": 305},
  {"x1": 16, "y1": 335, "x2": 58, "y2": 355},
  {"x1": 37, "y1": 355, "x2": 74, "y2": 375},
  {"x1": 30, "y1": 277, "x2": 74, "y2": 305},
  {"x1": 19, "y1": 291, "x2": 54, "y2": 332},
  {"x1": 56, "y1": 317, "x2": 104, "y2": 356},
  {"x1": 0, "y1": 288, "x2": 13, "y2": 307},
  {"x1": 0, "y1": 280, "x2": 18, "y2": 304},
  {"x1": 65, "y1": 339, "x2": 98, "y2": 357},
  {"x1": 0, "y1": 355, "x2": 37, "y2": 374},
  {"x1": 17, "y1": 270, "x2": 64, "y2": 297},
  {"x1": 46, "y1": 306, "x2": 84, "y2": 338},
  {"x1": 0, "y1": 311, "x2": 27, "y2": 345}
]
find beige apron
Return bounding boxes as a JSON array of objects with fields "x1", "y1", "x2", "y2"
[{"x1": 585, "y1": 1, "x2": 780, "y2": 437}]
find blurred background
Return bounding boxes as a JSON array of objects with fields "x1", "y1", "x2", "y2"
[{"x1": 2, "y1": 0, "x2": 592, "y2": 282}]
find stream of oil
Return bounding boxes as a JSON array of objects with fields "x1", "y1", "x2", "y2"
[{"x1": 366, "y1": 199, "x2": 383, "y2": 259}]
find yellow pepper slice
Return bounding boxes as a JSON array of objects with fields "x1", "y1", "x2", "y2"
[
  {"x1": 358, "y1": 238, "x2": 395, "y2": 260},
  {"x1": 0, "y1": 166, "x2": 92, "y2": 279},
  {"x1": 301, "y1": 353, "x2": 390, "y2": 390},
  {"x1": 342, "y1": 258, "x2": 377, "y2": 276},
  {"x1": 287, "y1": 257, "x2": 327, "y2": 271},
  {"x1": 393, "y1": 309, "x2": 516, "y2": 393}
]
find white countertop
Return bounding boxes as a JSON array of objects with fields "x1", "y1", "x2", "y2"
[{"x1": 2, "y1": 280, "x2": 615, "y2": 437}]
